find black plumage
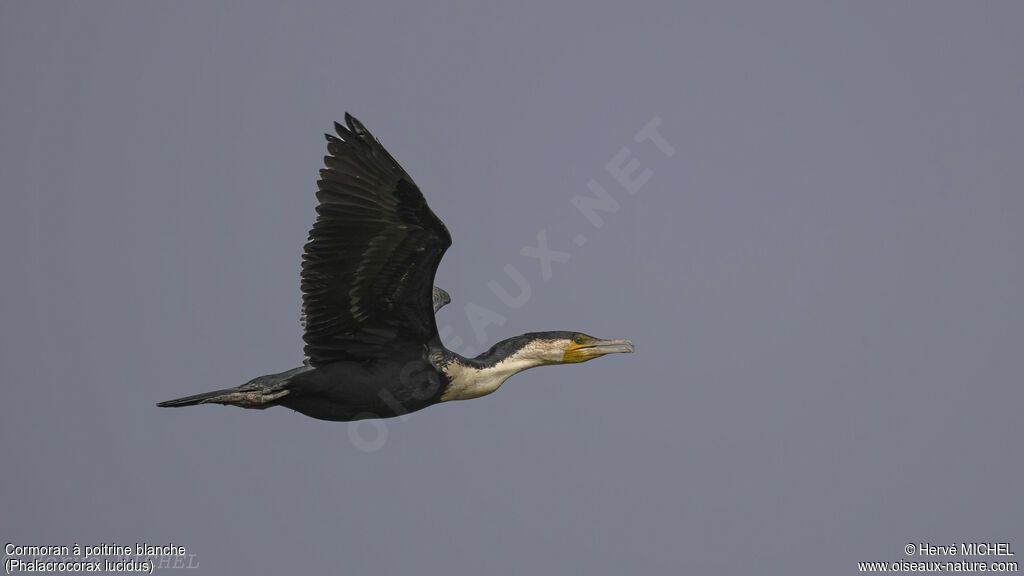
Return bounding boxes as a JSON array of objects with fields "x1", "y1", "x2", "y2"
[
  {"x1": 158, "y1": 114, "x2": 633, "y2": 422},
  {"x1": 301, "y1": 114, "x2": 451, "y2": 365}
]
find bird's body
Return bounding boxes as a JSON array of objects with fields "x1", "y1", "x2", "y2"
[
  {"x1": 159, "y1": 114, "x2": 632, "y2": 422},
  {"x1": 282, "y1": 349, "x2": 443, "y2": 421}
]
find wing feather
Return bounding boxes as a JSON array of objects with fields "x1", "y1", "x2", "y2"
[{"x1": 300, "y1": 114, "x2": 451, "y2": 366}]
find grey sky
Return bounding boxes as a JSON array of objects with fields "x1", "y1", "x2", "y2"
[{"x1": 2, "y1": 2, "x2": 1022, "y2": 574}]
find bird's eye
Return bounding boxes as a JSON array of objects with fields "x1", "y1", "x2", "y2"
[{"x1": 573, "y1": 335, "x2": 584, "y2": 345}]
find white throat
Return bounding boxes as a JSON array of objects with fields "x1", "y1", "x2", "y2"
[{"x1": 439, "y1": 348, "x2": 547, "y2": 402}]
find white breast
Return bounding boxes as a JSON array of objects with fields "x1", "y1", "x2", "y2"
[{"x1": 439, "y1": 354, "x2": 540, "y2": 401}]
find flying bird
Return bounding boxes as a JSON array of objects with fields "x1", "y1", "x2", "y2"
[{"x1": 158, "y1": 114, "x2": 633, "y2": 421}]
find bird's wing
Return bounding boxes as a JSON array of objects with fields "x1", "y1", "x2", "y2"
[
  {"x1": 299, "y1": 285, "x2": 451, "y2": 328},
  {"x1": 431, "y1": 286, "x2": 451, "y2": 313},
  {"x1": 300, "y1": 114, "x2": 452, "y2": 366}
]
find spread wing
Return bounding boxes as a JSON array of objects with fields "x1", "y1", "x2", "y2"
[
  {"x1": 300, "y1": 285, "x2": 451, "y2": 329},
  {"x1": 300, "y1": 114, "x2": 452, "y2": 366}
]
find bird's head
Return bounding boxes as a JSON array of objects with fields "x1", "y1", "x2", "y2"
[
  {"x1": 516, "y1": 331, "x2": 635, "y2": 364},
  {"x1": 443, "y1": 331, "x2": 635, "y2": 401}
]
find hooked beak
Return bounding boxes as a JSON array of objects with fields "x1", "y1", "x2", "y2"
[
  {"x1": 583, "y1": 338, "x2": 635, "y2": 355},
  {"x1": 563, "y1": 338, "x2": 635, "y2": 363}
]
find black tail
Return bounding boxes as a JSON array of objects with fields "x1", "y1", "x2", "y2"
[
  {"x1": 157, "y1": 367, "x2": 310, "y2": 410},
  {"x1": 157, "y1": 387, "x2": 240, "y2": 408}
]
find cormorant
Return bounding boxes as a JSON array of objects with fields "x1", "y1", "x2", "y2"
[{"x1": 158, "y1": 114, "x2": 633, "y2": 421}]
